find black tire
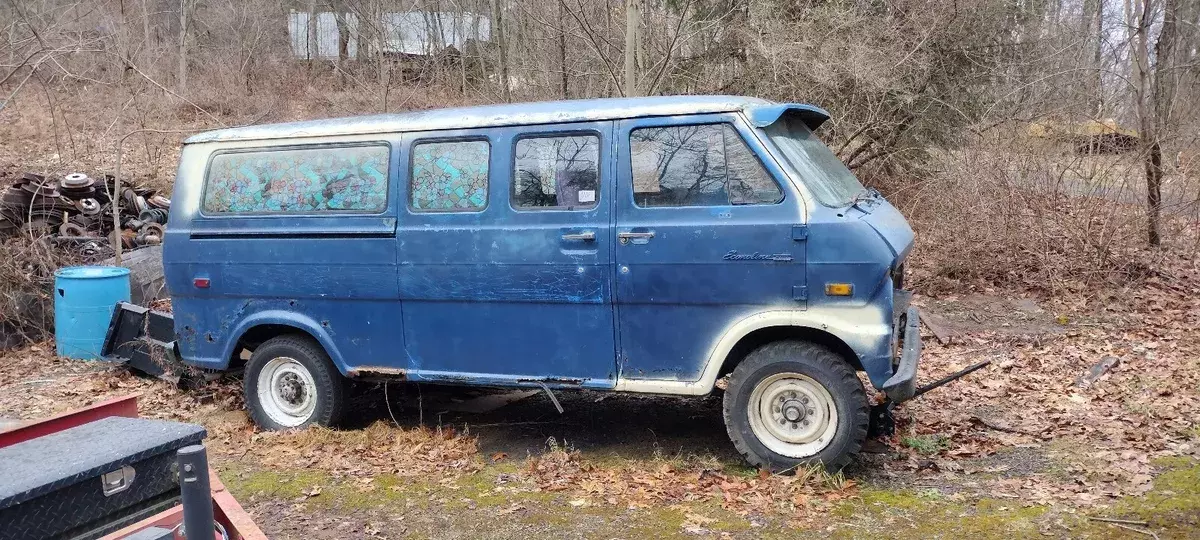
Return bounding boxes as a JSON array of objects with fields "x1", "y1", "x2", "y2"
[
  {"x1": 244, "y1": 334, "x2": 348, "y2": 431},
  {"x1": 722, "y1": 340, "x2": 869, "y2": 472}
]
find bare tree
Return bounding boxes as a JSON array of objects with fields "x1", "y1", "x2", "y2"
[
  {"x1": 178, "y1": 0, "x2": 190, "y2": 90},
  {"x1": 1127, "y1": 0, "x2": 1179, "y2": 246},
  {"x1": 492, "y1": 0, "x2": 510, "y2": 101},
  {"x1": 624, "y1": 0, "x2": 638, "y2": 96},
  {"x1": 558, "y1": 0, "x2": 568, "y2": 98}
]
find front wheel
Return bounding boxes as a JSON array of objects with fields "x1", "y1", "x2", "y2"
[
  {"x1": 722, "y1": 341, "x2": 869, "y2": 472},
  {"x1": 245, "y1": 334, "x2": 348, "y2": 430}
]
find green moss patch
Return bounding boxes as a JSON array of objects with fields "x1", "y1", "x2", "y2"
[
  {"x1": 831, "y1": 488, "x2": 1049, "y2": 539},
  {"x1": 1109, "y1": 458, "x2": 1200, "y2": 532},
  {"x1": 901, "y1": 434, "x2": 951, "y2": 455}
]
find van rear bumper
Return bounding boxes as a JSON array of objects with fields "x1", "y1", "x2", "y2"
[
  {"x1": 880, "y1": 306, "x2": 921, "y2": 402},
  {"x1": 101, "y1": 302, "x2": 179, "y2": 379}
]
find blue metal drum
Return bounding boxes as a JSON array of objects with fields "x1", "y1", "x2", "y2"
[{"x1": 53, "y1": 266, "x2": 131, "y2": 359}]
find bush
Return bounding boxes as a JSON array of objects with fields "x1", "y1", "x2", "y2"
[
  {"x1": 0, "y1": 237, "x2": 83, "y2": 349},
  {"x1": 897, "y1": 132, "x2": 1184, "y2": 296}
]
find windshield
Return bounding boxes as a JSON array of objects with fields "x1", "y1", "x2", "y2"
[{"x1": 763, "y1": 116, "x2": 864, "y2": 207}]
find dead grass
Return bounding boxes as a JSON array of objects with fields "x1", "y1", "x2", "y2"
[
  {"x1": 0, "y1": 238, "x2": 85, "y2": 347},
  {"x1": 246, "y1": 421, "x2": 482, "y2": 478}
]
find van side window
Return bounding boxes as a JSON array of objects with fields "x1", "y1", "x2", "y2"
[
  {"x1": 410, "y1": 139, "x2": 490, "y2": 211},
  {"x1": 202, "y1": 144, "x2": 388, "y2": 214},
  {"x1": 630, "y1": 123, "x2": 783, "y2": 207},
  {"x1": 512, "y1": 134, "x2": 600, "y2": 210}
]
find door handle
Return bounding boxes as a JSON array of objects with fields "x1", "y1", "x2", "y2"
[
  {"x1": 618, "y1": 231, "x2": 655, "y2": 244},
  {"x1": 561, "y1": 231, "x2": 597, "y2": 242}
]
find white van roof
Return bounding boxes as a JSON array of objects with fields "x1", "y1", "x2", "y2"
[{"x1": 185, "y1": 95, "x2": 829, "y2": 144}]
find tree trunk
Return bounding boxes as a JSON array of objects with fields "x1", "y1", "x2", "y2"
[
  {"x1": 141, "y1": 0, "x2": 153, "y2": 49},
  {"x1": 558, "y1": 0, "x2": 568, "y2": 99},
  {"x1": 177, "y1": 0, "x2": 188, "y2": 91},
  {"x1": 492, "y1": 0, "x2": 511, "y2": 102},
  {"x1": 624, "y1": 0, "x2": 638, "y2": 96},
  {"x1": 335, "y1": 4, "x2": 350, "y2": 62},
  {"x1": 307, "y1": 0, "x2": 318, "y2": 66},
  {"x1": 119, "y1": 0, "x2": 131, "y2": 83},
  {"x1": 372, "y1": 0, "x2": 386, "y2": 84},
  {"x1": 1092, "y1": 0, "x2": 1103, "y2": 114},
  {"x1": 333, "y1": 1, "x2": 350, "y2": 86},
  {"x1": 1146, "y1": 0, "x2": 1178, "y2": 247},
  {"x1": 1081, "y1": 0, "x2": 1103, "y2": 115},
  {"x1": 1129, "y1": 0, "x2": 1153, "y2": 245},
  {"x1": 1145, "y1": 143, "x2": 1163, "y2": 246},
  {"x1": 1127, "y1": 0, "x2": 1170, "y2": 247}
]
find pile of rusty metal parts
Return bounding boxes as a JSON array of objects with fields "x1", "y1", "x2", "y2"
[{"x1": 0, "y1": 172, "x2": 169, "y2": 259}]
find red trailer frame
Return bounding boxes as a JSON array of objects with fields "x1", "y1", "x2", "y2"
[{"x1": 0, "y1": 394, "x2": 267, "y2": 540}]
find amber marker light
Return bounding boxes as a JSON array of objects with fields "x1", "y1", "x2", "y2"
[{"x1": 825, "y1": 283, "x2": 853, "y2": 296}]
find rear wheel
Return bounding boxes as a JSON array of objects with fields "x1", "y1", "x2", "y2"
[
  {"x1": 245, "y1": 334, "x2": 347, "y2": 430},
  {"x1": 723, "y1": 340, "x2": 869, "y2": 471}
]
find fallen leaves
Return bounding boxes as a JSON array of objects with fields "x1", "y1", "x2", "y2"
[
  {"x1": 901, "y1": 257, "x2": 1200, "y2": 505},
  {"x1": 520, "y1": 447, "x2": 862, "y2": 518}
]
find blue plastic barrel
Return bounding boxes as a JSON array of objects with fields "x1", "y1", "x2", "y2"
[{"x1": 54, "y1": 266, "x2": 131, "y2": 360}]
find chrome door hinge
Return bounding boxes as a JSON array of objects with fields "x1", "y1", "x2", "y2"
[{"x1": 792, "y1": 225, "x2": 808, "y2": 241}]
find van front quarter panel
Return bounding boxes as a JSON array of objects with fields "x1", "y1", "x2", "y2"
[{"x1": 803, "y1": 203, "x2": 904, "y2": 388}]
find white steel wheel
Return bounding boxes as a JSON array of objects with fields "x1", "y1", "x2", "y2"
[
  {"x1": 256, "y1": 356, "x2": 319, "y2": 428},
  {"x1": 746, "y1": 373, "x2": 839, "y2": 458}
]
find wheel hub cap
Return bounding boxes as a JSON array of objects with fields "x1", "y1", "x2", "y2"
[
  {"x1": 747, "y1": 373, "x2": 839, "y2": 458},
  {"x1": 257, "y1": 357, "x2": 318, "y2": 427},
  {"x1": 782, "y1": 400, "x2": 806, "y2": 422},
  {"x1": 278, "y1": 374, "x2": 305, "y2": 404}
]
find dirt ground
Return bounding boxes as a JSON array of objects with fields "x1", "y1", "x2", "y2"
[{"x1": 1, "y1": 284, "x2": 1198, "y2": 539}]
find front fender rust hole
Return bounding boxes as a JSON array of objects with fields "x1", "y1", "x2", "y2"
[
  {"x1": 321, "y1": 321, "x2": 329, "y2": 328},
  {"x1": 205, "y1": 333, "x2": 215, "y2": 343},
  {"x1": 289, "y1": 300, "x2": 295, "y2": 306}
]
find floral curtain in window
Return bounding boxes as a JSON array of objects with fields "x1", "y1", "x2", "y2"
[
  {"x1": 410, "y1": 140, "x2": 489, "y2": 211},
  {"x1": 203, "y1": 145, "x2": 388, "y2": 214}
]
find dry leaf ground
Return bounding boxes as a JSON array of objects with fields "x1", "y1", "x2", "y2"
[{"x1": 1, "y1": 255, "x2": 1198, "y2": 538}]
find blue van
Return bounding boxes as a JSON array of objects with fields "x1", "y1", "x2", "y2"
[{"x1": 162, "y1": 96, "x2": 925, "y2": 470}]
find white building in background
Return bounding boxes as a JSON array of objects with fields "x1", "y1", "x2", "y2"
[{"x1": 288, "y1": 11, "x2": 491, "y2": 60}]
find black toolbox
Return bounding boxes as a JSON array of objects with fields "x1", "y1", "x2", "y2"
[{"x1": 0, "y1": 416, "x2": 206, "y2": 540}]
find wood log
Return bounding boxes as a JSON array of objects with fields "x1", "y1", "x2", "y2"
[{"x1": 922, "y1": 312, "x2": 956, "y2": 344}]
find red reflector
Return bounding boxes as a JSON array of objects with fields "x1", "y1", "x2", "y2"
[{"x1": 193, "y1": 277, "x2": 210, "y2": 288}]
